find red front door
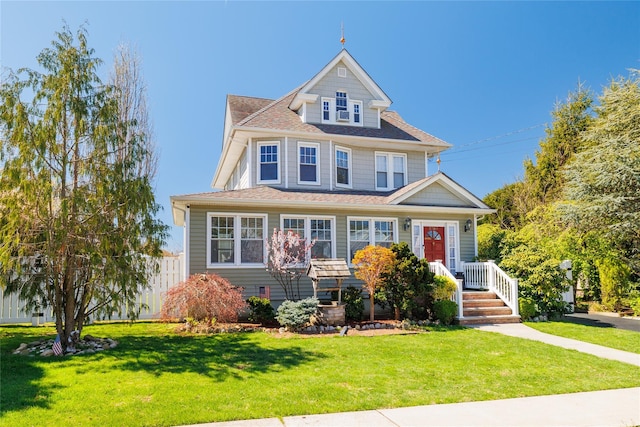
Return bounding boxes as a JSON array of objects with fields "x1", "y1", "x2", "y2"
[{"x1": 424, "y1": 226, "x2": 446, "y2": 265}]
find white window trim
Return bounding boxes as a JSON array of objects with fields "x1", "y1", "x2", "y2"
[
  {"x1": 334, "y1": 145, "x2": 352, "y2": 189},
  {"x1": 256, "y1": 141, "x2": 281, "y2": 185},
  {"x1": 321, "y1": 95, "x2": 363, "y2": 126},
  {"x1": 411, "y1": 220, "x2": 460, "y2": 273},
  {"x1": 347, "y1": 216, "x2": 398, "y2": 265},
  {"x1": 321, "y1": 97, "x2": 335, "y2": 124},
  {"x1": 280, "y1": 215, "x2": 337, "y2": 259},
  {"x1": 206, "y1": 212, "x2": 268, "y2": 269},
  {"x1": 297, "y1": 141, "x2": 321, "y2": 186},
  {"x1": 350, "y1": 100, "x2": 363, "y2": 127},
  {"x1": 375, "y1": 151, "x2": 407, "y2": 191}
]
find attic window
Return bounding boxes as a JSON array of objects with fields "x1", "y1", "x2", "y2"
[{"x1": 338, "y1": 67, "x2": 347, "y2": 78}]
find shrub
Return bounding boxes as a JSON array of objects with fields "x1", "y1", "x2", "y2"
[
  {"x1": 379, "y1": 242, "x2": 435, "y2": 321},
  {"x1": 500, "y1": 244, "x2": 569, "y2": 316},
  {"x1": 276, "y1": 297, "x2": 319, "y2": 330},
  {"x1": 246, "y1": 296, "x2": 276, "y2": 324},
  {"x1": 432, "y1": 275, "x2": 458, "y2": 301},
  {"x1": 597, "y1": 258, "x2": 631, "y2": 311},
  {"x1": 333, "y1": 286, "x2": 365, "y2": 321},
  {"x1": 519, "y1": 297, "x2": 537, "y2": 321},
  {"x1": 160, "y1": 273, "x2": 246, "y2": 324},
  {"x1": 433, "y1": 300, "x2": 458, "y2": 325}
]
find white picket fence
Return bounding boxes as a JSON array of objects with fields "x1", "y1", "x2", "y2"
[{"x1": 0, "y1": 255, "x2": 184, "y2": 324}]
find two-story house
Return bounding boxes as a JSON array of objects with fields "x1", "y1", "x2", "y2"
[{"x1": 170, "y1": 49, "x2": 520, "y2": 323}]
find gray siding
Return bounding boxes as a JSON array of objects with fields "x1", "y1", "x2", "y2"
[
  {"x1": 284, "y1": 138, "x2": 331, "y2": 190},
  {"x1": 306, "y1": 61, "x2": 379, "y2": 128},
  {"x1": 249, "y1": 138, "x2": 426, "y2": 192},
  {"x1": 403, "y1": 182, "x2": 471, "y2": 207},
  {"x1": 187, "y1": 204, "x2": 476, "y2": 303}
]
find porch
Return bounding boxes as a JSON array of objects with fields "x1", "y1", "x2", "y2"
[{"x1": 429, "y1": 261, "x2": 521, "y2": 325}]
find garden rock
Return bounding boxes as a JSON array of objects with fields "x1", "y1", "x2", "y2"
[{"x1": 12, "y1": 335, "x2": 118, "y2": 357}]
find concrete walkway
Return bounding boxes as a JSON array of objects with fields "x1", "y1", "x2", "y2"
[
  {"x1": 177, "y1": 323, "x2": 640, "y2": 427},
  {"x1": 473, "y1": 323, "x2": 640, "y2": 366}
]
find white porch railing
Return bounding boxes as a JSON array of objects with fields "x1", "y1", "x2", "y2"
[
  {"x1": 462, "y1": 261, "x2": 519, "y2": 316},
  {"x1": 429, "y1": 261, "x2": 464, "y2": 319}
]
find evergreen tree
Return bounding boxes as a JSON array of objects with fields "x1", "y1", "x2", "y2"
[{"x1": 0, "y1": 25, "x2": 167, "y2": 350}]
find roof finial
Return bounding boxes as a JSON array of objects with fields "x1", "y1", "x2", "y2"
[{"x1": 340, "y1": 22, "x2": 346, "y2": 48}]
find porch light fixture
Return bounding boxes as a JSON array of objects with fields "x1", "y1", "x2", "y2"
[
  {"x1": 464, "y1": 219, "x2": 472, "y2": 233},
  {"x1": 403, "y1": 217, "x2": 411, "y2": 231}
]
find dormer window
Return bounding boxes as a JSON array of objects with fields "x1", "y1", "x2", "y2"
[
  {"x1": 353, "y1": 102, "x2": 361, "y2": 124},
  {"x1": 336, "y1": 91, "x2": 347, "y2": 110},
  {"x1": 321, "y1": 92, "x2": 363, "y2": 126}
]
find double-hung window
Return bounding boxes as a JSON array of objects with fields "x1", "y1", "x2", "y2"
[
  {"x1": 298, "y1": 142, "x2": 319, "y2": 184},
  {"x1": 336, "y1": 91, "x2": 347, "y2": 112},
  {"x1": 321, "y1": 94, "x2": 362, "y2": 125},
  {"x1": 322, "y1": 100, "x2": 330, "y2": 121},
  {"x1": 281, "y1": 216, "x2": 335, "y2": 260},
  {"x1": 375, "y1": 152, "x2": 407, "y2": 190},
  {"x1": 335, "y1": 146, "x2": 351, "y2": 187},
  {"x1": 208, "y1": 213, "x2": 267, "y2": 267},
  {"x1": 353, "y1": 102, "x2": 361, "y2": 124},
  {"x1": 348, "y1": 217, "x2": 397, "y2": 261},
  {"x1": 257, "y1": 142, "x2": 279, "y2": 184}
]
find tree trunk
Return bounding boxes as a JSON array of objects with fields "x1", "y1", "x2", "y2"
[
  {"x1": 394, "y1": 306, "x2": 401, "y2": 321},
  {"x1": 369, "y1": 291, "x2": 375, "y2": 321}
]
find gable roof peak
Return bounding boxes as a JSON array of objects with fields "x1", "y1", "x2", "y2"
[{"x1": 289, "y1": 49, "x2": 391, "y2": 111}]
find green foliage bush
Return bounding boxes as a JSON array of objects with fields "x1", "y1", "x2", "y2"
[
  {"x1": 333, "y1": 287, "x2": 364, "y2": 321},
  {"x1": 432, "y1": 275, "x2": 458, "y2": 301},
  {"x1": 433, "y1": 300, "x2": 458, "y2": 325},
  {"x1": 379, "y1": 242, "x2": 434, "y2": 320},
  {"x1": 500, "y1": 240, "x2": 569, "y2": 316},
  {"x1": 275, "y1": 297, "x2": 319, "y2": 330},
  {"x1": 476, "y1": 223, "x2": 510, "y2": 262},
  {"x1": 246, "y1": 296, "x2": 275, "y2": 324},
  {"x1": 597, "y1": 258, "x2": 631, "y2": 311},
  {"x1": 627, "y1": 291, "x2": 640, "y2": 316},
  {"x1": 519, "y1": 297, "x2": 537, "y2": 321}
]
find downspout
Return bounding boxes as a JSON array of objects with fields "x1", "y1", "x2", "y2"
[{"x1": 183, "y1": 205, "x2": 190, "y2": 281}]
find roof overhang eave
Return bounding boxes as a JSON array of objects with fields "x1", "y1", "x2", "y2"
[
  {"x1": 169, "y1": 195, "x2": 495, "y2": 222},
  {"x1": 233, "y1": 125, "x2": 452, "y2": 149}
]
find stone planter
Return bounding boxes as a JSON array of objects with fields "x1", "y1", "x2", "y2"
[{"x1": 318, "y1": 303, "x2": 345, "y2": 326}]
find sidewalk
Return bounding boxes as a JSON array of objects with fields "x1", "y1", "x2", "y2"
[
  {"x1": 473, "y1": 323, "x2": 640, "y2": 367},
  {"x1": 177, "y1": 324, "x2": 640, "y2": 427}
]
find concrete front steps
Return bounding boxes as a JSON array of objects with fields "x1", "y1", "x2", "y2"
[{"x1": 458, "y1": 290, "x2": 521, "y2": 325}]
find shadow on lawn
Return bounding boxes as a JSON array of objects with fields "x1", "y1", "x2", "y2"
[
  {"x1": 106, "y1": 332, "x2": 325, "y2": 381},
  {"x1": 0, "y1": 326, "x2": 56, "y2": 415}
]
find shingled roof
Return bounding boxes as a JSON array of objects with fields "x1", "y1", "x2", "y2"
[
  {"x1": 172, "y1": 172, "x2": 495, "y2": 226},
  {"x1": 226, "y1": 92, "x2": 450, "y2": 146}
]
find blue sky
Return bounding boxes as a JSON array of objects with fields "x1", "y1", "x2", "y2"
[{"x1": 2, "y1": 1, "x2": 639, "y2": 251}]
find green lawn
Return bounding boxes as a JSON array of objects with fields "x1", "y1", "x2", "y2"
[
  {"x1": 2, "y1": 322, "x2": 640, "y2": 427},
  {"x1": 526, "y1": 320, "x2": 640, "y2": 354}
]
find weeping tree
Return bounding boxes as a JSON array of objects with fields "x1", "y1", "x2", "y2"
[{"x1": 0, "y1": 25, "x2": 167, "y2": 350}]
